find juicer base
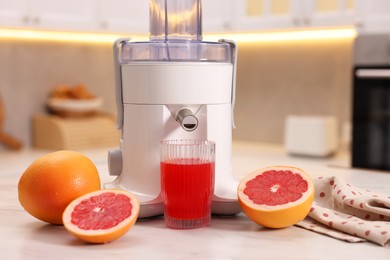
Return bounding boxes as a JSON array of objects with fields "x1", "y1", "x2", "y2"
[
  {"x1": 136, "y1": 199, "x2": 240, "y2": 219},
  {"x1": 104, "y1": 180, "x2": 241, "y2": 218},
  {"x1": 212, "y1": 197, "x2": 241, "y2": 216},
  {"x1": 139, "y1": 201, "x2": 164, "y2": 219}
]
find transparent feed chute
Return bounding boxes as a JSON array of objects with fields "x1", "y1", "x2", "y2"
[{"x1": 119, "y1": 0, "x2": 232, "y2": 63}]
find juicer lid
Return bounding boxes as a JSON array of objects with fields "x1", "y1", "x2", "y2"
[{"x1": 118, "y1": 40, "x2": 233, "y2": 63}]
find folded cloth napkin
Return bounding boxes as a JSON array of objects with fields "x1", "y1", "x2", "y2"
[{"x1": 295, "y1": 176, "x2": 390, "y2": 246}]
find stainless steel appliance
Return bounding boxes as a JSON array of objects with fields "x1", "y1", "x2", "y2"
[{"x1": 352, "y1": 34, "x2": 390, "y2": 170}]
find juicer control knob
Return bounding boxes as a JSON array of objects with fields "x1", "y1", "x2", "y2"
[
  {"x1": 108, "y1": 149, "x2": 122, "y2": 176},
  {"x1": 175, "y1": 108, "x2": 198, "y2": 132}
]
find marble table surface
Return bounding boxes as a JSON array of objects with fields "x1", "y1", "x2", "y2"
[{"x1": 1, "y1": 141, "x2": 389, "y2": 259}]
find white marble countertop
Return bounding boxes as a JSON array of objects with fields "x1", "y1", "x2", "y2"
[{"x1": 1, "y1": 141, "x2": 390, "y2": 259}]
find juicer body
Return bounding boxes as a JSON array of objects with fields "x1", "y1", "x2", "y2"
[{"x1": 106, "y1": 41, "x2": 240, "y2": 218}]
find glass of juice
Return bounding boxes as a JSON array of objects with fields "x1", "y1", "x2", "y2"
[{"x1": 160, "y1": 139, "x2": 215, "y2": 229}]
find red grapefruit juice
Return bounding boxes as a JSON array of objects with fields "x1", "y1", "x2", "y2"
[{"x1": 161, "y1": 158, "x2": 215, "y2": 222}]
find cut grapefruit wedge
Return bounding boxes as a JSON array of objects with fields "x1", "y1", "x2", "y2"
[
  {"x1": 62, "y1": 189, "x2": 139, "y2": 243},
  {"x1": 238, "y1": 166, "x2": 314, "y2": 228}
]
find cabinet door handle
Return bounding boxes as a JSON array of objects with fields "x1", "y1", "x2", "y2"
[
  {"x1": 292, "y1": 17, "x2": 300, "y2": 26},
  {"x1": 33, "y1": 17, "x2": 40, "y2": 25},
  {"x1": 22, "y1": 16, "x2": 30, "y2": 24},
  {"x1": 302, "y1": 17, "x2": 310, "y2": 26},
  {"x1": 100, "y1": 20, "x2": 108, "y2": 29},
  {"x1": 354, "y1": 18, "x2": 364, "y2": 28},
  {"x1": 356, "y1": 69, "x2": 390, "y2": 78},
  {"x1": 222, "y1": 21, "x2": 231, "y2": 30}
]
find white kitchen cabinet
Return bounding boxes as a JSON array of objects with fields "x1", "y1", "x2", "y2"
[
  {"x1": 3, "y1": 0, "x2": 389, "y2": 35},
  {"x1": 96, "y1": 0, "x2": 148, "y2": 34},
  {"x1": 231, "y1": 0, "x2": 358, "y2": 31},
  {"x1": 232, "y1": 0, "x2": 299, "y2": 31},
  {"x1": 0, "y1": 0, "x2": 148, "y2": 33},
  {"x1": 30, "y1": 0, "x2": 97, "y2": 31},
  {"x1": 0, "y1": 0, "x2": 32, "y2": 28},
  {"x1": 302, "y1": 0, "x2": 357, "y2": 27},
  {"x1": 202, "y1": 0, "x2": 234, "y2": 32},
  {"x1": 0, "y1": 0, "x2": 235, "y2": 35},
  {"x1": 0, "y1": 0, "x2": 97, "y2": 31},
  {"x1": 355, "y1": 0, "x2": 390, "y2": 33}
]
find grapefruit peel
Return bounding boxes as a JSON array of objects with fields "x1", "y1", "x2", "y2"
[
  {"x1": 18, "y1": 150, "x2": 101, "y2": 225},
  {"x1": 238, "y1": 166, "x2": 314, "y2": 228}
]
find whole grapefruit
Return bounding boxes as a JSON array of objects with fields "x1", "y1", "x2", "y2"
[
  {"x1": 238, "y1": 166, "x2": 314, "y2": 228},
  {"x1": 18, "y1": 150, "x2": 101, "y2": 225},
  {"x1": 63, "y1": 189, "x2": 139, "y2": 243}
]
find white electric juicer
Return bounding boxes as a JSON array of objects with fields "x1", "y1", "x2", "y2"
[{"x1": 106, "y1": 0, "x2": 240, "y2": 218}]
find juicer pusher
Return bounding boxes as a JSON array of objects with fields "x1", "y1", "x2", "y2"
[{"x1": 106, "y1": 0, "x2": 240, "y2": 218}]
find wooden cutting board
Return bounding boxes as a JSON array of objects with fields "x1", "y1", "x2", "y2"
[{"x1": 0, "y1": 95, "x2": 23, "y2": 150}]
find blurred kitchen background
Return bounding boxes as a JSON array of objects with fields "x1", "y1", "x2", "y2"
[{"x1": 0, "y1": 0, "x2": 389, "y2": 153}]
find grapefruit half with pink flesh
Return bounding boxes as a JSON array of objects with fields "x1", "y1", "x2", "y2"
[
  {"x1": 62, "y1": 189, "x2": 139, "y2": 243},
  {"x1": 238, "y1": 166, "x2": 314, "y2": 228}
]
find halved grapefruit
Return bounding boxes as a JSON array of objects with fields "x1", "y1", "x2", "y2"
[
  {"x1": 238, "y1": 166, "x2": 314, "y2": 228},
  {"x1": 62, "y1": 189, "x2": 139, "y2": 243}
]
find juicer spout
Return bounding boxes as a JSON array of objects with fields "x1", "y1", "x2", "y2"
[{"x1": 175, "y1": 108, "x2": 198, "y2": 132}]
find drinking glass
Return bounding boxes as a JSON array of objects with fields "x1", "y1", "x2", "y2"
[{"x1": 160, "y1": 139, "x2": 215, "y2": 229}]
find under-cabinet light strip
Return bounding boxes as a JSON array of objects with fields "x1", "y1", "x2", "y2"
[
  {"x1": 0, "y1": 27, "x2": 356, "y2": 44},
  {"x1": 0, "y1": 28, "x2": 131, "y2": 44},
  {"x1": 206, "y1": 27, "x2": 357, "y2": 42}
]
